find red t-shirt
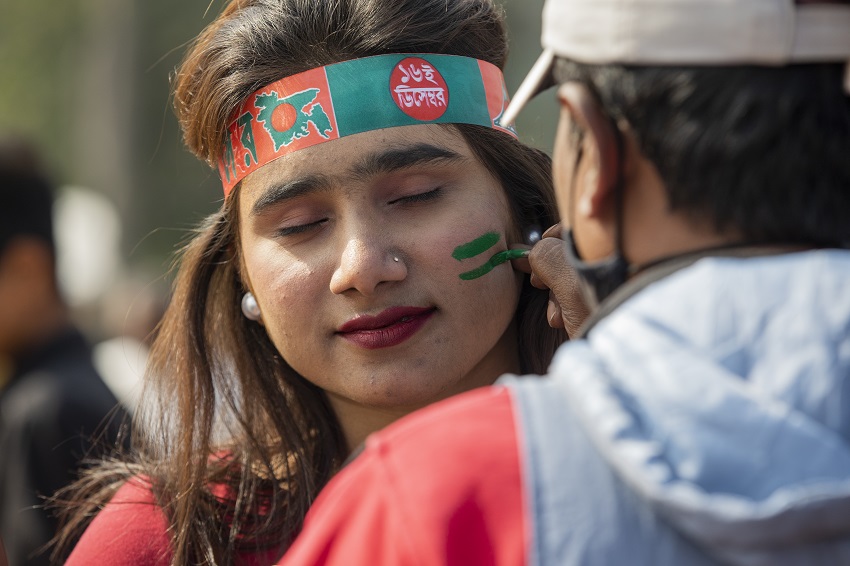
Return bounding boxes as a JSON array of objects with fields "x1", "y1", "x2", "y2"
[
  {"x1": 280, "y1": 386, "x2": 527, "y2": 566},
  {"x1": 66, "y1": 477, "x2": 283, "y2": 565},
  {"x1": 65, "y1": 477, "x2": 171, "y2": 565},
  {"x1": 68, "y1": 386, "x2": 525, "y2": 565}
]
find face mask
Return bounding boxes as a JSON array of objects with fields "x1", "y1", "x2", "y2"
[{"x1": 562, "y1": 228, "x2": 630, "y2": 309}]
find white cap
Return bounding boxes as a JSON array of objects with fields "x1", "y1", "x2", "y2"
[{"x1": 503, "y1": 0, "x2": 850, "y2": 125}]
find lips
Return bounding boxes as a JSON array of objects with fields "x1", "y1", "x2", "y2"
[{"x1": 337, "y1": 306, "x2": 436, "y2": 349}]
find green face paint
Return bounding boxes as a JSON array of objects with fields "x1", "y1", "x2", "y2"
[
  {"x1": 452, "y1": 232, "x2": 500, "y2": 261},
  {"x1": 452, "y1": 232, "x2": 528, "y2": 280}
]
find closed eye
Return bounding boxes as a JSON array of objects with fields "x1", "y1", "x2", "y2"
[
  {"x1": 391, "y1": 187, "x2": 443, "y2": 205},
  {"x1": 276, "y1": 218, "x2": 328, "y2": 237}
]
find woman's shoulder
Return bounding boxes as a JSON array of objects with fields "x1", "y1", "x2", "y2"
[
  {"x1": 282, "y1": 386, "x2": 527, "y2": 565},
  {"x1": 65, "y1": 476, "x2": 172, "y2": 566}
]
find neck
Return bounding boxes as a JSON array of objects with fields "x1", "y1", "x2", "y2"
[
  {"x1": 621, "y1": 150, "x2": 742, "y2": 267},
  {"x1": 625, "y1": 212, "x2": 741, "y2": 269},
  {"x1": 329, "y1": 399, "x2": 410, "y2": 452}
]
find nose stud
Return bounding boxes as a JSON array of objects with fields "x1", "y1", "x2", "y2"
[{"x1": 393, "y1": 256, "x2": 400, "y2": 262}]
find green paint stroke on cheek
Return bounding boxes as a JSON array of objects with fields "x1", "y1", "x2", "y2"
[
  {"x1": 452, "y1": 232, "x2": 501, "y2": 261},
  {"x1": 459, "y1": 248, "x2": 529, "y2": 280},
  {"x1": 452, "y1": 231, "x2": 529, "y2": 281}
]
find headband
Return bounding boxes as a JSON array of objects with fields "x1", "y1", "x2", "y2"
[{"x1": 218, "y1": 54, "x2": 517, "y2": 196}]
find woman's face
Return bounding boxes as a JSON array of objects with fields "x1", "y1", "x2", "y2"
[{"x1": 238, "y1": 124, "x2": 522, "y2": 418}]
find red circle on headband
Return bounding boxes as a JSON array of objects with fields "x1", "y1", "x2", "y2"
[
  {"x1": 272, "y1": 103, "x2": 298, "y2": 132},
  {"x1": 389, "y1": 57, "x2": 449, "y2": 121}
]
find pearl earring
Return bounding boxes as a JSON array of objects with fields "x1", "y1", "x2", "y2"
[
  {"x1": 241, "y1": 292, "x2": 262, "y2": 320},
  {"x1": 524, "y1": 225, "x2": 542, "y2": 245}
]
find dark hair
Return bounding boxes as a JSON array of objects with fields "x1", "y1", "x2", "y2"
[
  {"x1": 0, "y1": 135, "x2": 55, "y2": 257},
  {"x1": 54, "y1": 1, "x2": 563, "y2": 564},
  {"x1": 554, "y1": 59, "x2": 850, "y2": 245}
]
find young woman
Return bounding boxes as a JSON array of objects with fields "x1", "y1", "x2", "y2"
[{"x1": 56, "y1": 0, "x2": 564, "y2": 563}]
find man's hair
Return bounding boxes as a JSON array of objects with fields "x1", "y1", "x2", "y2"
[
  {"x1": 0, "y1": 135, "x2": 55, "y2": 256},
  {"x1": 554, "y1": 59, "x2": 850, "y2": 246}
]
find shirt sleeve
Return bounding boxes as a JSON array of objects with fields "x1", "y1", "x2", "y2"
[
  {"x1": 65, "y1": 478, "x2": 172, "y2": 566},
  {"x1": 280, "y1": 386, "x2": 527, "y2": 566}
]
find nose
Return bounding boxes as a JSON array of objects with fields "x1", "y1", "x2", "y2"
[{"x1": 329, "y1": 232, "x2": 407, "y2": 296}]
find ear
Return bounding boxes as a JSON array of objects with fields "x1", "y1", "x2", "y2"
[{"x1": 556, "y1": 82, "x2": 620, "y2": 221}]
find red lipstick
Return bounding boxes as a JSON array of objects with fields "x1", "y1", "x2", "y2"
[{"x1": 337, "y1": 306, "x2": 435, "y2": 349}]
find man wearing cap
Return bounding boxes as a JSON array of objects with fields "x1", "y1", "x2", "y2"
[{"x1": 280, "y1": 1, "x2": 850, "y2": 564}]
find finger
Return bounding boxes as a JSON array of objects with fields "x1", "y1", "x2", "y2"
[
  {"x1": 541, "y1": 222, "x2": 563, "y2": 239},
  {"x1": 511, "y1": 256, "x2": 531, "y2": 274},
  {"x1": 528, "y1": 238, "x2": 591, "y2": 337},
  {"x1": 547, "y1": 295, "x2": 566, "y2": 330},
  {"x1": 528, "y1": 238, "x2": 569, "y2": 291}
]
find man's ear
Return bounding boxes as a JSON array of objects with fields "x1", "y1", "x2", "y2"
[{"x1": 556, "y1": 82, "x2": 620, "y2": 220}]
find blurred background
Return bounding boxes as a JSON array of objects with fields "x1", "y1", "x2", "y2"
[{"x1": 0, "y1": 0, "x2": 556, "y2": 345}]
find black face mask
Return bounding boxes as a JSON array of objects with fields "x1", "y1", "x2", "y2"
[{"x1": 563, "y1": 228, "x2": 630, "y2": 309}]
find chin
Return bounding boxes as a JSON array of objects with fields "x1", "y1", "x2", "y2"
[{"x1": 351, "y1": 374, "x2": 460, "y2": 411}]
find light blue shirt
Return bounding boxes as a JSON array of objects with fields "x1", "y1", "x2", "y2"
[{"x1": 506, "y1": 250, "x2": 850, "y2": 565}]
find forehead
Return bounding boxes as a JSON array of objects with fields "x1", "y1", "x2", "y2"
[{"x1": 238, "y1": 124, "x2": 476, "y2": 199}]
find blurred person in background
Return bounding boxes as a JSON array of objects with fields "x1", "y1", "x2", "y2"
[
  {"x1": 92, "y1": 270, "x2": 169, "y2": 415},
  {"x1": 0, "y1": 134, "x2": 127, "y2": 565},
  {"x1": 279, "y1": 0, "x2": 850, "y2": 564},
  {"x1": 54, "y1": 0, "x2": 575, "y2": 564}
]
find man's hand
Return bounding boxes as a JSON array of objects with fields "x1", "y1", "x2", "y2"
[{"x1": 512, "y1": 224, "x2": 590, "y2": 339}]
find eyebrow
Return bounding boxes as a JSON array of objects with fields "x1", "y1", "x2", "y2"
[
  {"x1": 251, "y1": 175, "x2": 332, "y2": 217},
  {"x1": 250, "y1": 143, "x2": 467, "y2": 217},
  {"x1": 350, "y1": 143, "x2": 468, "y2": 180}
]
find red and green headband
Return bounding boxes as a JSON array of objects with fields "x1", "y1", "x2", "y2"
[{"x1": 218, "y1": 53, "x2": 517, "y2": 196}]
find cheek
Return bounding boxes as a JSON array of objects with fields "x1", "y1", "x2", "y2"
[
  {"x1": 430, "y1": 225, "x2": 500, "y2": 281},
  {"x1": 242, "y1": 241, "x2": 321, "y2": 341},
  {"x1": 553, "y1": 117, "x2": 578, "y2": 225},
  {"x1": 552, "y1": 166, "x2": 573, "y2": 229},
  {"x1": 429, "y1": 217, "x2": 522, "y2": 305},
  {"x1": 442, "y1": 184, "x2": 518, "y2": 254},
  {"x1": 441, "y1": 251, "x2": 521, "y2": 353}
]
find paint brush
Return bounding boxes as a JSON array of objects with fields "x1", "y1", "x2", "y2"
[{"x1": 459, "y1": 248, "x2": 529, "y2": 280}]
